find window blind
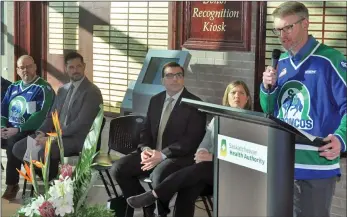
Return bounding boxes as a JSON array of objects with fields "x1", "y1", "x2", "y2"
[
  {"x1": 265, "y1": 1, "x2": 346, "y2": 66},
  {"x1": 48, "y1": 2, "x2": 79, "y2": 54},
  {"x1": 92, "y1": 1, "x2": 169, "y2": 113}
]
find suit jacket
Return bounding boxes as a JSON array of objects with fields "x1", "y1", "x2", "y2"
[
  {"x1": 138, "y1": 87, "x2": 206, "y2": 164},
  {"x1": 38, "y1": 77, "x2": 103, "y2": 148}
]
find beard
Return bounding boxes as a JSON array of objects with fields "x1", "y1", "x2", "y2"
[{"x1": 280, "y1": 33, "x2": 306, "y2": 55}]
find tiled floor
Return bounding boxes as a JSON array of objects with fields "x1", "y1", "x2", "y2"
[{"x1": 1, "y1": 118, "x2": 209, "y2": 217}]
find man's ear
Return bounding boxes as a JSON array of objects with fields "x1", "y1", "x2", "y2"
[{"x1": 303, "y1": 19, "x2": 309, "y2": 30}]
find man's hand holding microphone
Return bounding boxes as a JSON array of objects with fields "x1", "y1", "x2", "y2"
[
  {"x1": 263, "y1": 49, "x2": 282, "y2": 90},
  {"x1": 263, "y1": 66, "x2": 278, "y2": 90}
]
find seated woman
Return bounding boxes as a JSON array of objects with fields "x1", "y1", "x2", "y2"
[{"x1": 127, "y1": 80, "x2": 252, "y2": 217}]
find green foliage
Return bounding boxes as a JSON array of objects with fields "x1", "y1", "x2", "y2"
[
  {"x1": 16, "y1": 105, "x2": 109, "y2": 217},
  {"x1": 72, "y1": 105, "x2": 104, "y2": 211},
  {"x1": 65, "y1": 205, "x2": 115, "y2": 217}
]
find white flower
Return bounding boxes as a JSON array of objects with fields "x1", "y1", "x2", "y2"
[
  {"x1": 20, "y1": 195, "x2": 45, "y2": 217},
  {"x1": 48, "y1": 177, "x2": 74, "y2": 216}
]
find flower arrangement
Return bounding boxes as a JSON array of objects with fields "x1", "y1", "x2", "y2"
[{"x1": 16, "y1": 105, "x2": 115, "y2": 217}]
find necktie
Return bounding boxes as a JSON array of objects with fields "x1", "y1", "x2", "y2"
[
  {"x1": 60, "y1": 84, "x2": 74, "y2": 126},
  {"x1": 156, "y1": 97, "x2": 174, "y2": 150}
]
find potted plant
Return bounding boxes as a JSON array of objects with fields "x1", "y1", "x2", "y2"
[{"x1": 15, "y1": 105, "x2": 115, "y2": 217}]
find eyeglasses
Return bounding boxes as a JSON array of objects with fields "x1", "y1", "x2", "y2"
[
  {"x1": 164, "y1": 72, "x2": 184, "y2": 79},
  {"x1": 272, "y1": 17, "x2": 305, "y2": 36},
  {"x1": 17, "y1": 64, "x2": 34, "y2": 71}
]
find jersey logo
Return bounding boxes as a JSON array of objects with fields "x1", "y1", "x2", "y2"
[
  {"x1": 279, "y1": 68, "x2": 287, "y2": 78},
  {"x1": 8, "y1": 96, "x2": 26, "y2": 125},
  {"x1": 305, "y1": 70, "x2": 316, "y2": 74},
  {"x1": 341, "y1": 60, "x2": 346, "y2": 69},
  {"x1": 277, "y1": 81, "x2": 313, "y2": 130}
]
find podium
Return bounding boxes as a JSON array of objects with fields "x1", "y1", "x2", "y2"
[{"x1": 181, "y1": 98, "x2": 323, "y2": 217}]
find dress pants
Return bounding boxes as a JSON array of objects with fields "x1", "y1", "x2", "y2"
[
  {"x1": 1, "y1": 131, "x2": 34, "y2": 185},
  {"x1": 154, "y1": 161, "x2": 214, "y2": 217},
  {"x1": 112, "y1": 152, "x2": 190, "y2": 217},
  {"x1": 12, "y1": 135, "x2": 82, "y2": 180},
  {"x1": 293, "y1": 176, "x2": 337, "y2": 217}
]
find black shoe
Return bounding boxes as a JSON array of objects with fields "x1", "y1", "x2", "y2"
[
  {"x1": 2, "y1": 184, "x2": 19, "y2": 201},
  {"x1": 127, "y1": 191, "x2": 157, "y2": 209}
]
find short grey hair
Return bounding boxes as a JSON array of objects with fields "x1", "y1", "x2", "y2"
[{"x1": 272, "y1": 1, "x2": 309, "y2": 20}]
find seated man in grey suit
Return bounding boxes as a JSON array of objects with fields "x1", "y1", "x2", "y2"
[
  {"x1": 112, "y1": 62, "x2": 206, "y2": 217},
  {"x1": 13, "y1": 51, "x2": 103, "y2": 179}
]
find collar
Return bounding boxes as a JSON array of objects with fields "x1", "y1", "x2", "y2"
[
  {"x1": 70, "y1": 76, "x2": 85, "y2": 89},
  {"x1": 21, "y1": 76, "x2": 39, "y2": 88},
  {"x1": 165, "y1": 87, "x2": 184, "y2": 102},
  {"x1": 289, "y1": 35, "x2": 317, "y2": 62}
]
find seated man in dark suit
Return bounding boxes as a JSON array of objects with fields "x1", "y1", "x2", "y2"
[
  {"x1": 12, "y1": 52, "x2": 103, "y2": 182},
  {"x1": 1, "y1": 55, "x2": 55, "y2": 200},
  {"x1": 112, "y1": 62, "x2": 206, "y2": 217}
]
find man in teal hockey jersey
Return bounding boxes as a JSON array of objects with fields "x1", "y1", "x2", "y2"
[
  {"x1": 260, "y1": 2, "x2": 346, "y2": 217},
  {"x1": 1, "y1": 55, "x2": 54, "y2": 201}
]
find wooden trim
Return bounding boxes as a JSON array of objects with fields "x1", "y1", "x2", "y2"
[
  {"x1": 13, "y1": 1, "x2": 45, "y2": 80},
  {"x1": 179, "y1": 2, "x2": 252, "y2": 51},
  {"x1": 26, "y1": 3, "x2": 32, "y2": 55},
  {"x1": 13, "y1": 1, "x2": 21, "y2": 81},
  {"x1": 253, "y1": 1, "x2": 267, "y2": 112},
  {"x1": 41, "y1": 2, "x2": 48, "y2": 79},
  {"x1": 0, "y1": 1, "x2": 4, "y2": 55},
  {"x1": 168, "y1": 2, "x2": 179, "y2": 50}
]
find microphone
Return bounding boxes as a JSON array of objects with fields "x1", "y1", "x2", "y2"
[
  {"x1": 268, "y1": 49, "x2": 282, "y2": 90},
  {"x1": 267, "y1": 49, "x2": 281, "y2": 117}
]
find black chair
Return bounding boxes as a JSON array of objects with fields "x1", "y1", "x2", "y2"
[
  {"x1": 96, "y1": 117, "x2": 107, "y2": 152},
  {"x1": 93, "y1": 115, "x2": 145, "y2": 198},
  {"x1": 22, "y1": 117, "x2": 106, "y2": 198},
  {"x1": 198, "y1": 185, "x2": 213, "y2": 217}
]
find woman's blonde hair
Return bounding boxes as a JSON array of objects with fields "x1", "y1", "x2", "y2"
[{"x1": 222, "y1": 80, "x2": 252, "y2": 110}]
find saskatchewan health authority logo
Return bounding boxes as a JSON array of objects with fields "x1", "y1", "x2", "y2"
[
  {"x1": 220, "y1": 139, "x2": 227, "y2": 157},
  {"x1": 218, "y1": 135, "x2": 267, "y2": 173}
]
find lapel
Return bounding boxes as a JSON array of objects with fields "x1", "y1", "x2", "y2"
[
  {"x1": 58, "y1": 84, "x2": 70, "y2": 114},
  {"x1": 69, "y1": 78, "x2": 89, "y2": 109},
  {"x1": 164, "y1": 88, "x2": 185, "y2": 131},
  {"x1": 154, "y1": 88, "x2": 187, "y2": 140},
  {"x1": 153, "y1": 92, "x2": 166, "y2": 140}
]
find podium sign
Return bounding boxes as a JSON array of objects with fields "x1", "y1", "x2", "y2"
[
  {"x1": 181, "y1": 98, "x2": 297, "y2": 217},
  {"x1": 218, "y1": 135, "x2": 268, "y2": 174}
]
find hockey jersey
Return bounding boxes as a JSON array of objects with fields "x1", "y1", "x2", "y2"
[
  {"x1": 1, "y1": 77, "x2": 54, "y2": 132},
  {"x1": 260, "y1": 36, "x2": 347, "y2": 180}
]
